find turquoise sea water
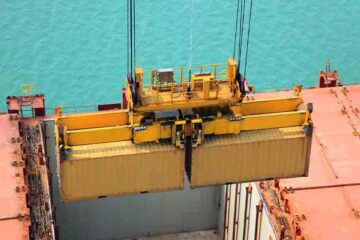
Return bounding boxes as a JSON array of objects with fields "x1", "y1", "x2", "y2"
[{"x1": 1, "y1": 0, "x2": 360, "y2": 111}]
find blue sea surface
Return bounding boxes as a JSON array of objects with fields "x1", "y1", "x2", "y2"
[{"x1": 1, "y1": 0, "x2": 360, "y2": 111}]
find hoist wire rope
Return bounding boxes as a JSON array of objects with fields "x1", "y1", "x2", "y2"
[
  {"x1": 134, "y1": 0, "x2": 136, "y2": 68},
  {"x1": 238, "y1": 0, "x2": 246, "y2": 68},
  {"x1": 127, "y1": 0, "x2": 129, "y2": 73},
  {"x1": 188, "y1": 0, "x2": 195, "y2": 82},
  {"x1": 130, "y1": 0, "x2": 133, "y2": 78},
  {"x1": 233, "y1": 0, "x2": 241, "y2": 59},
  {"x1": 244, "y1": 0, "x2": 253, "y2": 78}
]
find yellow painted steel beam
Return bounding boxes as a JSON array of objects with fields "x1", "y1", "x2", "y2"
[
  {"x1": 55, "y1": 93, "x2": 308, "y2": 147},
  {"x1": 133, "y1": 124, "x2": 161, "y2": 144},
  {"x1": 131, "y1": 123, "x2": 173, "y2": 144},
  {"x1": 203, "y1": 110, "x2": 306, "y2": 135},
  {"x1": 61, "y1": 110, "x2": 307, "y2": 146},
  {"x1": 231, "y1": 97, "x2": 303, "y2": 115},
  {"x1": 133, "y1": 98, "x2": 241, "y2": 113},
  {"x1": 67, "y1": 126, "x2": 132, "y2": 146},
  {"x1": 57, "y1": 110, "x2": 129, "y2": 130},
  {"x1": 134, "y1": 96, "x2": 302, "y2": 114},
  {"x1": 241, "y1": 110, "x2": 307, "y2": 131}
]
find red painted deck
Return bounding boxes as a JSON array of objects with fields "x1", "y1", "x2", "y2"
[
  {"x1": 0, "y1": 114, "x2": 30, "y2": 240},
  {"x1": 1, "y1": 85, "x2": 359, "y2": 239},
  {"x1": 268, "y1": 85, "x2": 360, "y2": 240}
]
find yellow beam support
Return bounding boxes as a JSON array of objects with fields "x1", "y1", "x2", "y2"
[
  {"x1": 135, "y1": 96, "x2": 302, "y2": 114},
  {"x1": 64, "y1": 110, "x2": 306, "y2": 146},
  {"x1": 160, "y1": 124, "x2": 172, "y2": 139},
  {"x1": 241, "y1": 111, "x2": 307, "y2": 131},
  {"x1": 133, "y1": 98, "x2": 239, "y2": 113},
  {"x1": 57, "y1": 110, "x2": 129, "y2": 130},
  {"x1": 203, "y1": 110, "x2": 306, "y2": 136},
  {"x1": 231, "y1": 97, "x2": 303, "y2": 116},
  {"x1": 133, "y1": 124, "x2": 161, "y2": 144},
  {"x1": 67, "y1": 126, "x2": 132, "y2": 146},
  {"x1": 227, "y1": 58, "x2": 237, "y2": 86},
  {"x1": 132, "y1": 123, "x2": 174, "y2": 143}
]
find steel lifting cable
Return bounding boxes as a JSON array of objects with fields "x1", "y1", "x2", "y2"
[
  {"x1": 127, "y1": 0, "x2": 136, "y2": 78},
  {"x1": 134, "y1": 0, "x2": 136, "y2": 68},
  {"x1": 127, "y1": 0, "x2": 129, "y2": 73},
  {"x1": 244, "y1": 0, "x2": 254, "y2": 78},
  {"x1": 238, "y1": 0, "x2": 246, "y2": 68},
  {"x1": 130, "y1": 0, "x2": 133, "y2": 78},
  {"x1": 188, "y1": 0, "x2": 195, "y2": 82},
  {"x1": 233, "y1": 0, "x2": 241, "y2": 59},
  {"x1": 127, "y1": 0, "x2": 137, "y2": 104}
]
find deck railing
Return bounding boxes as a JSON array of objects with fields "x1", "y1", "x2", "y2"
[{"x1": 141, "y1": 63, "x2": 228, "y2": 88}]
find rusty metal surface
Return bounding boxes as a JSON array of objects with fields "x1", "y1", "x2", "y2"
[
  {"x1": 20, "y1": 118, "x2": 55, "y2": 239},
  {"x1": 257, "y1": 85, "x2": 360, "y2": 240},
  {"x1": 0, "y1": 114, "x2": 55, "y2": 239},
  {"x1": 0, "y1": 114, "x2": 29, "y2": 240}
]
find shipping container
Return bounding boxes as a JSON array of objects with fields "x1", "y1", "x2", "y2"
[
  {"x1": 60, "y1": 141, "x2": 184, "y2": 201},
  {"x1": 190, "y1": 126, "x2": 311, "y2": 188}
]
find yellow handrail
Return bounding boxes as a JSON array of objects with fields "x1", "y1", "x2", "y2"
[
  {"x1": 140, "y1": 62, "x2": 228, "y2": 88},
  {"x1": 19, "y1": 84, "x2": 37, "y2": 96}
]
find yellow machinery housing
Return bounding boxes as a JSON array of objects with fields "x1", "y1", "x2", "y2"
[{"x1": 55, "y1": 58, "x2": 313, "y2": 201}]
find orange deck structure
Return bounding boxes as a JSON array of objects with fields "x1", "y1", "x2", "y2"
[
  {"x1": 283, "y1": 85, "x2": 360, "y2": 239},
  {"x1": 1, "y1": 83, "x2": 360, "y2": 239},
  {"x1": 253, "y1": 84, "x2": 360, "y2": 240},
  {"x1": 0, "y1": 114, "x2": 30, "y2": 240},
  {"x1": 6, "y1": 94, "x2": 45, "y2": 117},
  {"x1": 0, "y1": 114, "x2": 55, "y2": 240}
]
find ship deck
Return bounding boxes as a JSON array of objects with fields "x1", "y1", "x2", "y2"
[
  {"x1": 257, "y1": 84, "x2": 360, "y2": 239},
  {"x1": 0, "y1": 114, "x2": 55, "y2": 239},
  {"x1": 1, "y1": 84, "x2": 360, "y2": 239},
  {"x1": 0, "y1": 114, "x2": 29, "y2": 240},
  {"x1": 284, "y1": 85, "x2": 360, "y2": 239}
]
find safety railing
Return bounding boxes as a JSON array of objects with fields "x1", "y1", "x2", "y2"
[
  {"x1": 141, "y1": 63, "x2": 229, "y2": 88},
  {"x1": 45, "y1": 105, "x2": 98, "y2": 115},
  {"x1": 133, "y1": 63, "x2": 231, "y2": 104},
  {"x1": 19, "y1": 84, "x2": 37, "y2": 96}
]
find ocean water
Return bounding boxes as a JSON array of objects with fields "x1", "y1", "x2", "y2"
[{"x1": 1, "y1": 0, "x2": 359, "y2": 111}]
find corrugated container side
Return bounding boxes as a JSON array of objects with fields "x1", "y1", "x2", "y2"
[
  {"x1": 60, "y1": 142, "x2": 184, "y2": 201},
  {"x1": 220, "y1": 183, "x2": 278, "y2": 240},
  {"x1": 190, "y1": 127, "x2": 311, "y2": 188}
]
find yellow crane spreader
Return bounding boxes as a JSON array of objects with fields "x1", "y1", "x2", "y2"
[
  {"x1": 54, "y1": 59, "x2": 313, "y2": 201},
  {"x1": 54, "y1": 0, "x2": 312, "y2": 201}
]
